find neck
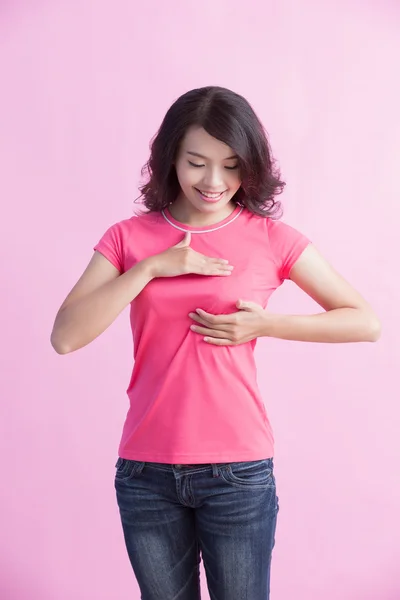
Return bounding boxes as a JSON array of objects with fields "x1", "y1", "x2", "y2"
[{"x1": 168, "y1": 198, "x2": 237, "y2": 227}]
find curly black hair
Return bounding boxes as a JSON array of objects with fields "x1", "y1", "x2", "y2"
[{"x1": 138, "y1": 86, "x2": 284, "y2": 218}]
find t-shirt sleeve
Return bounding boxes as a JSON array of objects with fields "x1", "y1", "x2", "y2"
[
  {"x1": 268, "y1": 219, "x2": 311, "y2": 280},
  {"x1": 93, "y1": 222, "x2": 125, "y2": 273}
]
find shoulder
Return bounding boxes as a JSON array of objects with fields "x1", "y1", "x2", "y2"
[
  {"x1": 101, "y1": 210, "x2": 163, "y2": 239},
  {"x1": 241, "y1": 209, "x2": 311, "y2": 279},
  {"x1": 241, "y1": 208, "x2": 305, "y2": 239},
  {"x1": 93, "y1": 211, "x2": 163, "y2": 272}
]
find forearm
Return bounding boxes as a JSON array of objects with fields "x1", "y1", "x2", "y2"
[
  {"x1": 51, "y1": 259, "x2": 153, "y2": 354},
  {"x1": 260, "y1": 307, "x2": 381, "y2": 343}
]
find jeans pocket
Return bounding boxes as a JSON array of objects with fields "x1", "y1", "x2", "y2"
[
  {"x1": 115, "y1": 457, "x2": 141, "y2": 482},
  {"x1": 220, "y1": 459, "x2": 276, "y2": 489}
]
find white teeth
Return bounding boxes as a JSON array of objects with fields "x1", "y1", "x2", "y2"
[{"x1": 200, "y1": 191, "x2": 224, "y2": 198}]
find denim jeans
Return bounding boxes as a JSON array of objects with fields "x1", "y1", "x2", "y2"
[{"x1": 114, "y1": 458, "x2": 279, "y2": 600}]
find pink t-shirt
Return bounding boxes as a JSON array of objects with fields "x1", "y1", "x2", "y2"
[{"x1": 94, "y1": 205, "x2": 310, "y2": 463}]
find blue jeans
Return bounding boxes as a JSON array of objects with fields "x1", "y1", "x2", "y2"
[{"x1": 114, "y1": 458, "x2": 279, "y2": 599}]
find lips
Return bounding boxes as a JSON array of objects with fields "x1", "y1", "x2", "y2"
[{"x1": 195, "y1": 188, "x2": 227, "y2": 203}]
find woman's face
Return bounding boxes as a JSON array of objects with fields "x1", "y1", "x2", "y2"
[{"x1": 174, "y1": 126, "x2": 242, "y2": 218}]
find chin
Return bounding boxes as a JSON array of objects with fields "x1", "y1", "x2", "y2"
[{"x1": 197, "y1": 202, "x2": 225, "y2": 211}]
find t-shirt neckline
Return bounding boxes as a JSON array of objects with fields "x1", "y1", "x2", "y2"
[{"x1": 162, "y1": 204, "x2": 244, "y2": 234}]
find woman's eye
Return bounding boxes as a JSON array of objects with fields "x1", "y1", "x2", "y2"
[{"x1": 187, "y1": 161, "x2": 238, "y2": 170}]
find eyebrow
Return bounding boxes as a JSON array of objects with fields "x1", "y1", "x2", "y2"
[{"x1": 186, "y1": 151, "x2": 238, "y2": 160}]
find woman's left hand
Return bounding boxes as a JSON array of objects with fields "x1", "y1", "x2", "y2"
[{"x1": 189, "y1": 300, "x2": 266, "y2": 346}]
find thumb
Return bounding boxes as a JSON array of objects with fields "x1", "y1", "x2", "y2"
[
  {"x1": 236, "y1": 299, "x2": 257, "y2": 311},
  {"x1": 174, "y1": 231, "x2": 191, "y2": 248}
]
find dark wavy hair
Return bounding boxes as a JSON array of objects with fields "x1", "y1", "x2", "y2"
[{"x1": 138, "y1": 86, "x2": 285, "y2": 218}]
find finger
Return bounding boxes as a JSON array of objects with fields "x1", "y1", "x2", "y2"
[
  {"x1": 197, "y1": 258, "x2": 233, "y2": 275},
  {"x1": 195, "y1": 308, "x2": 237, "y2": 324},
  {"x1": 175, "y1": 231, "x2": 191, "y2": 247},
  {"x1": 203, "y1": 256, "x2": 233, "y2": 266},
  {"x1": 190, "y1": 325, "x2": 229, "y2": 338},
  {"x1": 236, "y1": 299, "x2": 258, "y2": 311},
  {"x1": 189, "y1": 313, "x2": 233, "y2": 331},
  {"x1": 204, "y1": 336, "x2": 234, "y2": 346},
  {"x1": 203, "y1": 268, "x2": 233, "y2": 277},
  {"x1": 197, "y1": 264, "x2": 233, "y2": 276}
]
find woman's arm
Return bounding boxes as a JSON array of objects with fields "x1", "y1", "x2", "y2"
[
  {"x1": 51, "y1": 232, "x2": 235, "y2": 355},
  {"x1": 261, "y1": 244, "x2": 381, "y2": 343},
  {"x1": 50, "y1": 252, "x2": 154, "y2": 355},
  {"x1": 189, "y1": 245, "x2": 381, "y2": 345}
]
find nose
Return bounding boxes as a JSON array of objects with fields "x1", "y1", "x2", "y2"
[{"x1": 201, "y1": 166, "x2": 225, "y2": 190}]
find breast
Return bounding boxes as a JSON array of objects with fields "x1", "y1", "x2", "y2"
[{"x1": 133, "y1": 255, "x2": 281, "y2": 326}]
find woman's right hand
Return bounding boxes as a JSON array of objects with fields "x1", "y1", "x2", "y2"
[{"x1": 145, "y1": 232, "x2": 234, "y2": 278}]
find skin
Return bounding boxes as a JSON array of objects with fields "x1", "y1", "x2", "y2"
[
  {"x1": 51, "y1": 126, "x2": 380, "y2": 355},
  {"x1": 170, "y1": 125, "x2": 242, "y2": 227}
]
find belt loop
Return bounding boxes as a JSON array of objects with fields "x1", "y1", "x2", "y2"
[
  {"x1": 133, "y1": 461, "x2": 145, "y2": 475},
  {"x1": 212, "y1": 463, "x2": 219, "y2": 478}
]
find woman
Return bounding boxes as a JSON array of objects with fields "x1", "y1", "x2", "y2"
[{"x1": 51, "y1": 86, "x2": 381, "y2": 600}]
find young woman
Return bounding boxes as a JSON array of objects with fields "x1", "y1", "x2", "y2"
[{"x1": 51, "y1": 86, "x2": 381, "y2": 600}]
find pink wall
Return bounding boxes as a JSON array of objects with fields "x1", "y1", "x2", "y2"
[{"x1": 1, "y1": 1, "x2": 399, "y2": 599}]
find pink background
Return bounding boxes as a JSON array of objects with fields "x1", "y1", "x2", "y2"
[{"x1": 1, "y1": 1, "x2": 399, "y2": 599}]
